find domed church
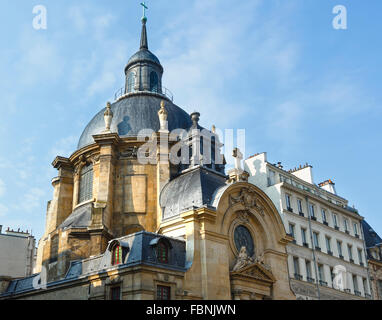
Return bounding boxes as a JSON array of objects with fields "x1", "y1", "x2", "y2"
[{"x1": 0, "y1": 12, "x2": 295, "y2": 300}]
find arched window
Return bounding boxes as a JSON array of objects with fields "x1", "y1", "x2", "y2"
[
  {"x1": 112, "y1": 245, "x2": 123, "y2": 265},
  {"x1": 150, "y1": 71, "x2": 159, "y2": 93},
  {"x1": 78, "y1": 164, "x2": 93, "y2": 204},
  {"x1": 157, "y1": 242, "x2": 168, "y2": 264},
  {"x1": 127, "y1": 72, "x2": 135, "y2": 93}
]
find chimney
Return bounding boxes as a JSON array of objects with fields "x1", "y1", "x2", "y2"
[
  {"x1": 290, "y1": 164, "x2": 314, "y2": 184},
  {"x1": 319, "y1": 179, "x2": 337, "y2": 195},
  {"x1": 0, "y1": 225, "x2": 2, "y2": 234}
]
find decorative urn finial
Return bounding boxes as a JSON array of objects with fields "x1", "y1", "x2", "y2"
[
  {"x1": 190, "y1": 111, "x2": 200, "y2": 127},
  {"x1": 158, "y1": 100, "x2": 168, "y2": 132},
  {"x1": 103, "y1": 102, "x2": 113, "y2": 133}
]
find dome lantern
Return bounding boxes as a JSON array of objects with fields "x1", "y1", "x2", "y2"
[{"x1": 124, "y1": 11, "x2": 163, "y2": 95}]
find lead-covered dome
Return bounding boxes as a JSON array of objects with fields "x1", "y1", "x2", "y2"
[{"x1": 77, "y1": 94, "x2": 192, "y2": 149}]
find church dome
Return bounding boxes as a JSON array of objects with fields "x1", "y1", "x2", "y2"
[
  {"x1": 77, "y1": 16, "x2": 192, "y2": 149},
  {"x1": 77, "y1": 94, "x2": 192, "y2": 149}
]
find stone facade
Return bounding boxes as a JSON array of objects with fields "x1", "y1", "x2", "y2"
[
  {"x1": 0, "y1": 17, "x2": 296, "y2": 300},
  {"x1": 0, "y1": 228, "x2": 36, "y2": 279},
  {"x1": 245, "y1": 152, "x2": 371, "y2": 300}
]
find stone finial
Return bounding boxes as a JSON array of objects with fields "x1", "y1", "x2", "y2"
[
  {"x1": 158, "y1": 100, "x2": 168, "y2": 132},
  {"x1": 103, "y1": 102, "x2": 113, "y2": 133},
  {"x1": 190, "y1": 112, "x2": 200, "y2": 127},
  {"x1": 211, "y1": 125, "x2": 216, "y2": 133}
]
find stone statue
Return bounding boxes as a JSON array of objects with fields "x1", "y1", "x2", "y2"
[
  {"x1": 232, "y1": 246, "x2": 255, "y2": 272},
  {"x1": 103, "y1": 102, "x2": 113, "y2": 133},
  {"x1": 158, "y1": 100, "x2": 168, "y2": 132}
]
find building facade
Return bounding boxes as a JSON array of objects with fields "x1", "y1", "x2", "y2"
[
  {"x1": 245, "y1": 153, "x2": 371, "y2": 300},
  {"x1": 0, "y1": 226, "x2": 36, "y2": 280},
  {"x1": 0, "y1": 16, "x2": 295, "y2": 300},
  {"x1": 362, "y1": 220, "x2": 382, "y2": 300}
]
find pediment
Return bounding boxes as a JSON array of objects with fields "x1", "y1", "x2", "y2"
[{"x1": 230, "y1": 262, "x2": 275, "y2": 283}]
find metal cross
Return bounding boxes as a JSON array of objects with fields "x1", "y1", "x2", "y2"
[{"x1": 141, "y1": 2, "x2": 148, "y2": 19}]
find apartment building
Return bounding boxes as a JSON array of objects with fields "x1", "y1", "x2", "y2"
[
  {"x1": 245, "y1": 152, "x2": 371, "y2": 300},
  {"x1": 0, "y1": 226, "x2": 36, "y2": 279}
]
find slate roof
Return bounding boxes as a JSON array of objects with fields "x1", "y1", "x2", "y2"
[
  {"x1": 160, "y1": 166, "x2": 228, "y2": 220},
  {"x1": 126, "y1": 49, "x2": 161, "y2": 69},
  {"x1": 78, "y1": 94, "x2": 193, "y2": 149},
  {"x1": 1, "y1": 232, "x2": 186, "y2": 298},
  {"x1": 59, "y1": 202, "x2": 92, "y2": 230},
  {"x1": 362, "y1": 220, "x2": 382, "y2": 248}
]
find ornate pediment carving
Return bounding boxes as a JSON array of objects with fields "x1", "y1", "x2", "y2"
[
  {"x1": 232, "y1": 247, "x2": 272, "y2": 276},
  {"x1": 229, "y1": 188, "x2": 265, "y2": 216},
  {"x1": 231, "y1": 262, "x2": 275, "y2": 283}
]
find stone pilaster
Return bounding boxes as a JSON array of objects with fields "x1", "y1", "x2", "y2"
[
  {"x1": 156, "y1": 131, "x2": 170, "y2": 229},
  {"x1": 180, "y1": 208, "x2": 231, "y2": 300},
  {"x1": 92, "y1": 133, "x2": 120, "y2": 232},
  {"x1": 47, "y1": 157, "x2": 74, "y2": 233}
]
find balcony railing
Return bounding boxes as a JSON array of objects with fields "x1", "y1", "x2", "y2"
[
  {"x1": 323, "y1": 221, "x2": 329, "y2": 226},
  {"x1": 294, "y1": 273, "x2": 303, "y2": 281},
  {"x1": 307, "y1": 277, "x2": 315, "y2": 283},
  {"x1": 114, "y1": 86, "x2": 174, "y2": 102},
  {"x1": 365, "y1": 293, "x2": 372, "y2": 299},
  {"x1": 287, "y1": 207, "x2": 293, "y2": 213},
  {"x1": 354, "y1": 290, "x2": 361, "y2": 296},
  {"x1": 327, "y1": 250, "x2": 333, "y2": 256},
  {"x1": 319, "y1": 280, "x2": 328, "y2": 287},
  {"x1": 344, "y1": 288, "x2": 351, "y2": 293},
  {"x1": 299, "y1": 212, "x2": 305, "y2": 217},
  {"x1": 303, "y1": 242, "x2": 309, "y2": 248}
]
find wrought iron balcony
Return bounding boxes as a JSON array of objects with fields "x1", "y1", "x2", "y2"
[
  {"x1": 294, "y1": 273, "x2": 303, "y2": 281},
  {"x1": 307, "y1": 277, "x2": 315, "y2": 283},
  {"x1": 319, "y1": 280, "x2": 328, "y2": 287}
]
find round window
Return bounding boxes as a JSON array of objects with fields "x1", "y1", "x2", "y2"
[{"x1": 234, "y1": 225, "x2": 254, "y2": 257}]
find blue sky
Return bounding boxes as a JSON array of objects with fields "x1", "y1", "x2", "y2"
[{"x1": 0, "y1": 0, "x2": 381, "y2": 241}]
